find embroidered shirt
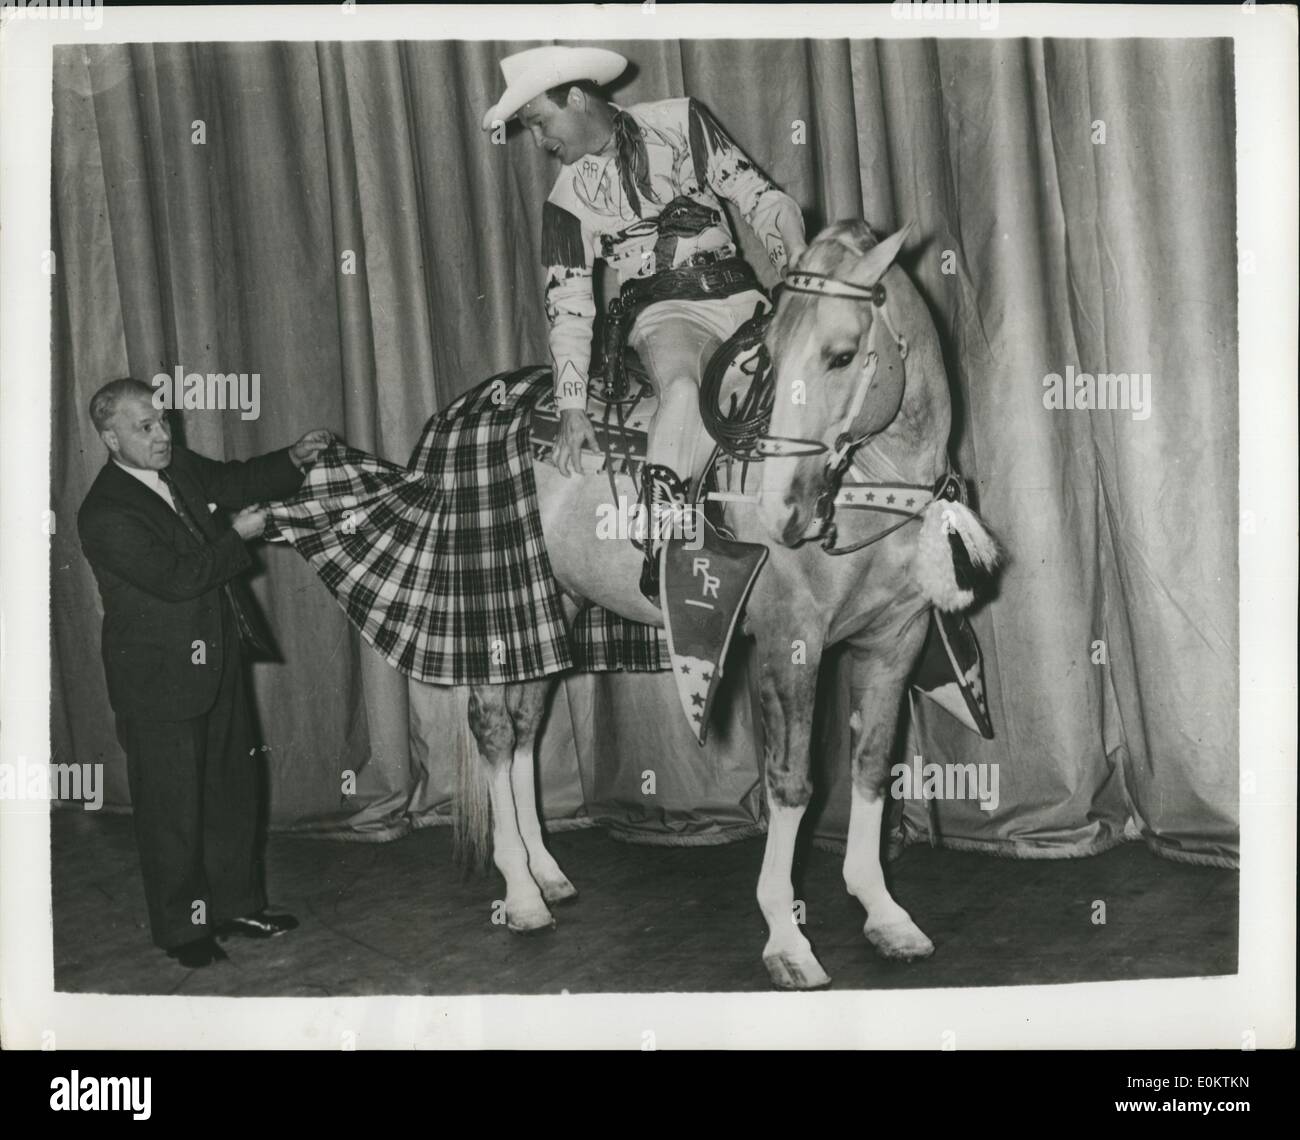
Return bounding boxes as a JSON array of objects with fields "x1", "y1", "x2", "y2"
[{"x1": 541, "y1": 97, "x2": 805, "y2": 411}]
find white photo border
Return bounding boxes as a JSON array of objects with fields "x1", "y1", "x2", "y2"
[{"x1": 1, "y1": 3, "x2": 1295, "y2": 1050}]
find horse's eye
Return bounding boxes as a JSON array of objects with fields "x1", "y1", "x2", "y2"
[{"x1": 827, "y1": 351, "x2": 856, "y2": 371}]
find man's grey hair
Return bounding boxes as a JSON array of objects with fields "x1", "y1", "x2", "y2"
[{"x1": 89, "y1": 377, "x2": 155, "y2": 433}]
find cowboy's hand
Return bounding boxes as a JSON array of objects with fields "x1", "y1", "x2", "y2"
[
  {"x1": 554, "y1": 409, "x2": 599, "y2": 478},
  {"x1": 290, "y1": 429, "x2": 333, "y2": 470}
]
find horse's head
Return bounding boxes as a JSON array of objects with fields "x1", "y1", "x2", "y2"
[{"x1": 757, "y1": 221, "x2": 918, "y2": 546}]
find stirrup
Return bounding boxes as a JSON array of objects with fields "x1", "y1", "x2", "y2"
[{"x1": 638, "y1": 464, "x2": 691, "y2": 603}]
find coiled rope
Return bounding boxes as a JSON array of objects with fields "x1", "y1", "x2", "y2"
[{"x1": 698, "y1": 309, "x2": 776, "y2": 462}]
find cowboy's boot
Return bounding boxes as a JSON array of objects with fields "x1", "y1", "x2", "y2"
[
  {"x1": 638, "y1": 464, "x2": 770, "y2": 742},
  {"x1": 638, "y1": 464, "x2": 690, "y2": 602}
]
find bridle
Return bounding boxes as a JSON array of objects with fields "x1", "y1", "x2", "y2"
[
  {"x1": 754, "y1": 270, "x2": 909, "y2": 465},
  {"x1": 694, "y1": 251, "x2": 961, "y2": 556},
  {"x1": 744, "y1": 268, "x2": 935, "y2": 556}
]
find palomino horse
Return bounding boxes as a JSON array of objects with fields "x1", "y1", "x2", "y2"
[{"x1": 460, "y1": 220, "x2": 997, "y2": 990}]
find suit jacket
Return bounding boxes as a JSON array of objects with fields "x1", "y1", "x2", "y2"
[{"x1": 78, "y1": 444, "x2": 305, "y2": 722}]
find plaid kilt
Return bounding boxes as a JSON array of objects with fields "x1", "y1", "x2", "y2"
[{"x1": 264, "y1": 366, "x2": 666, "y2": 685}]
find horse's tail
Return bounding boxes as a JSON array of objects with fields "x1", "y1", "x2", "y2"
[
  {"x1": 453, "y1": 687, "x2": 494, "y2": 876},
  {"x1": 914, "y1": 499, "x2": 1003, "y2": 612}
]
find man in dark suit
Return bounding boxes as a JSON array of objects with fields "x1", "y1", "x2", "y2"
[{"x1": 77, "y1": 377, "x2": 331, "y2": 968}]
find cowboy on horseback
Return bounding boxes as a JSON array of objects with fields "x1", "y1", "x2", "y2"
[
  {"x1": 262, "y1": 211, "x2": 1002, "y2": 966},
  {"x1": 481, "y1": 46, "x2": 808, "y2": 599}
]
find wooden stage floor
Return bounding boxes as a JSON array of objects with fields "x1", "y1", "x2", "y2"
[{"x1": 52, "y1": 809, "x2": 1237, "y2": 997}]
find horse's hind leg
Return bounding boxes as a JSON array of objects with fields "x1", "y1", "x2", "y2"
[
  {"x1": 844, "y1": 621, "x2": 935, "y2": 960},
  {"x1": 468, "y1": 684, "x2": 554, "y2": 933},
  {"x1": 754, "y1": 630, "x2": 832, "y2": 991},
  {"x1": 506, "y1": 679, "x2": 577, "y2": 905}
]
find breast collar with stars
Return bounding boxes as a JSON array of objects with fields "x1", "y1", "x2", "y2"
[
  {"x1": 815, "y1": 468, "x2": 969, "y2": 558},
  {"x1": 833, "y1": 470, "x2": 935, "y2": 516}
]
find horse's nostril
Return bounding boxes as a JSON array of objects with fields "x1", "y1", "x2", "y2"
[
  {"x1": 781, "y1": 507, "x2": 804, "y2": 547},
  {"x1": 785, "y1": 470, "x2": 809, "y2": 510}
]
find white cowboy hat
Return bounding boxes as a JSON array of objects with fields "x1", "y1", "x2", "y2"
[{"x1": 481, "y1": 46, "x2": 628, "y2": 131}]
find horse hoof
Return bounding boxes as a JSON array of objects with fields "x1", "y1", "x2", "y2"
[
  {"x1": 865, "y1": 920, "x2": 935, "y2": 961},
  {"x1": 507, "y1": 903, "x2": 556, "y2": 935},
  {"x1": 540, "y1": 877, "x2": 579, "y2": 905},
  {"x1": 763, "y1": 951, "x2": 832, "y2": 991}
]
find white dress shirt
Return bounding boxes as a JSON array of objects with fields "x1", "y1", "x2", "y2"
[{"x1": 114, "y1": 460, "x2": 177, "y2": 510}]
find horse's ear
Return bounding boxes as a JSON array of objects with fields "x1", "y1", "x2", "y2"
[{"x1": 855, "y1": 222, "x2": 913, "y2": 286}]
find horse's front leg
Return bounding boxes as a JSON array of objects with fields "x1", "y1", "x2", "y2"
[
  {"x1": 754, "y1": 628, "x2": 831, "y2": 991},
  {"x1": 845, "y1": 616, "x2": 935, "y2": 960},
  {"x1": 506, "y1": 679, "x2": 577, "y2": 905},
  {"x1": 468, "y1": 684, "x2": 554, "y2": 933}
]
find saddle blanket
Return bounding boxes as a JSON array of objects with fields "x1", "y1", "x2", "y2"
[{"x1": 263, "y1": 366, "x2": 667, "y2": 685}]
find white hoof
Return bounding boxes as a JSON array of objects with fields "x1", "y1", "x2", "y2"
[
  {"x1": 507, "y1": 899, "x2": 556, "y2": 934},
  {"x1": 538, "y1": 875, "x2": 578, "y2": 905},
  {"x1": 864, "y1": 918, "x2": 934, "y2": 960},
  {"x1": 763, "y1": 949, "x2": 832, "y2": 991}
]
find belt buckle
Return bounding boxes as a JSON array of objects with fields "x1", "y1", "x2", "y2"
[{"x1": 700, "y1": 274, "x2": 716, "y2": 294}]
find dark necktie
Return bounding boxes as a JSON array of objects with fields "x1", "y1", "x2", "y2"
[{"x1": 158, "y1": 467, "x2": 277, "y2": 658}]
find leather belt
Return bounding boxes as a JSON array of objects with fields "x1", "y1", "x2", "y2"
[{"x1": 603, "y1": 257, "x2": 764, "y2": 401}]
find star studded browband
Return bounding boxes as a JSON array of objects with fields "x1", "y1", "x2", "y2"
[{"x1": 781, "y1": 272, "x2": 886, "y2": 306}]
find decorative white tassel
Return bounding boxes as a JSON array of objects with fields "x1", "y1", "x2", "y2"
[
  {"x1": 912, "y1": 500, "x2": 1001, "y2": 612},
  {"x1": 944, "y1": 500, "x2": 1001, "y2": 571}
]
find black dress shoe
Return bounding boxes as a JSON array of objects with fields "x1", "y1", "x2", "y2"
[
  {"x1": 215, "y1": 911, "x2": 299, "y2": 940},
  {"x1": 165, "y1": 937, "x2": 228, "y2": 968}
]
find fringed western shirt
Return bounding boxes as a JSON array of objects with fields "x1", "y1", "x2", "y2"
[{"x1": 541, "y1": 97, "x2": 805, "y2": 411}]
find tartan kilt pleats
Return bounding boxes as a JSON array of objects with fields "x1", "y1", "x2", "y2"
[{"x1": 264, "y1": 367, "x2": 667, "y2": 685}]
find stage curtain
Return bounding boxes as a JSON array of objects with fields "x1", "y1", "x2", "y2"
[{"x1": 50, "y1": 37, "x2": 1237, "y2": 865}]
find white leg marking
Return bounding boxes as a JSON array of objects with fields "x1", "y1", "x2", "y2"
[
  {"x1": 509, "y1": 747, "x2": 577, "y2": 904},
  {"x1": 488, "y1": 762, "x2": 553, "y2": 933},
  {"x1": 844, "y1": 784, "x2": 933, "y2": 960},
  {"x1": 757, "y1": 801, "x2": 830, "y2": 990}
]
